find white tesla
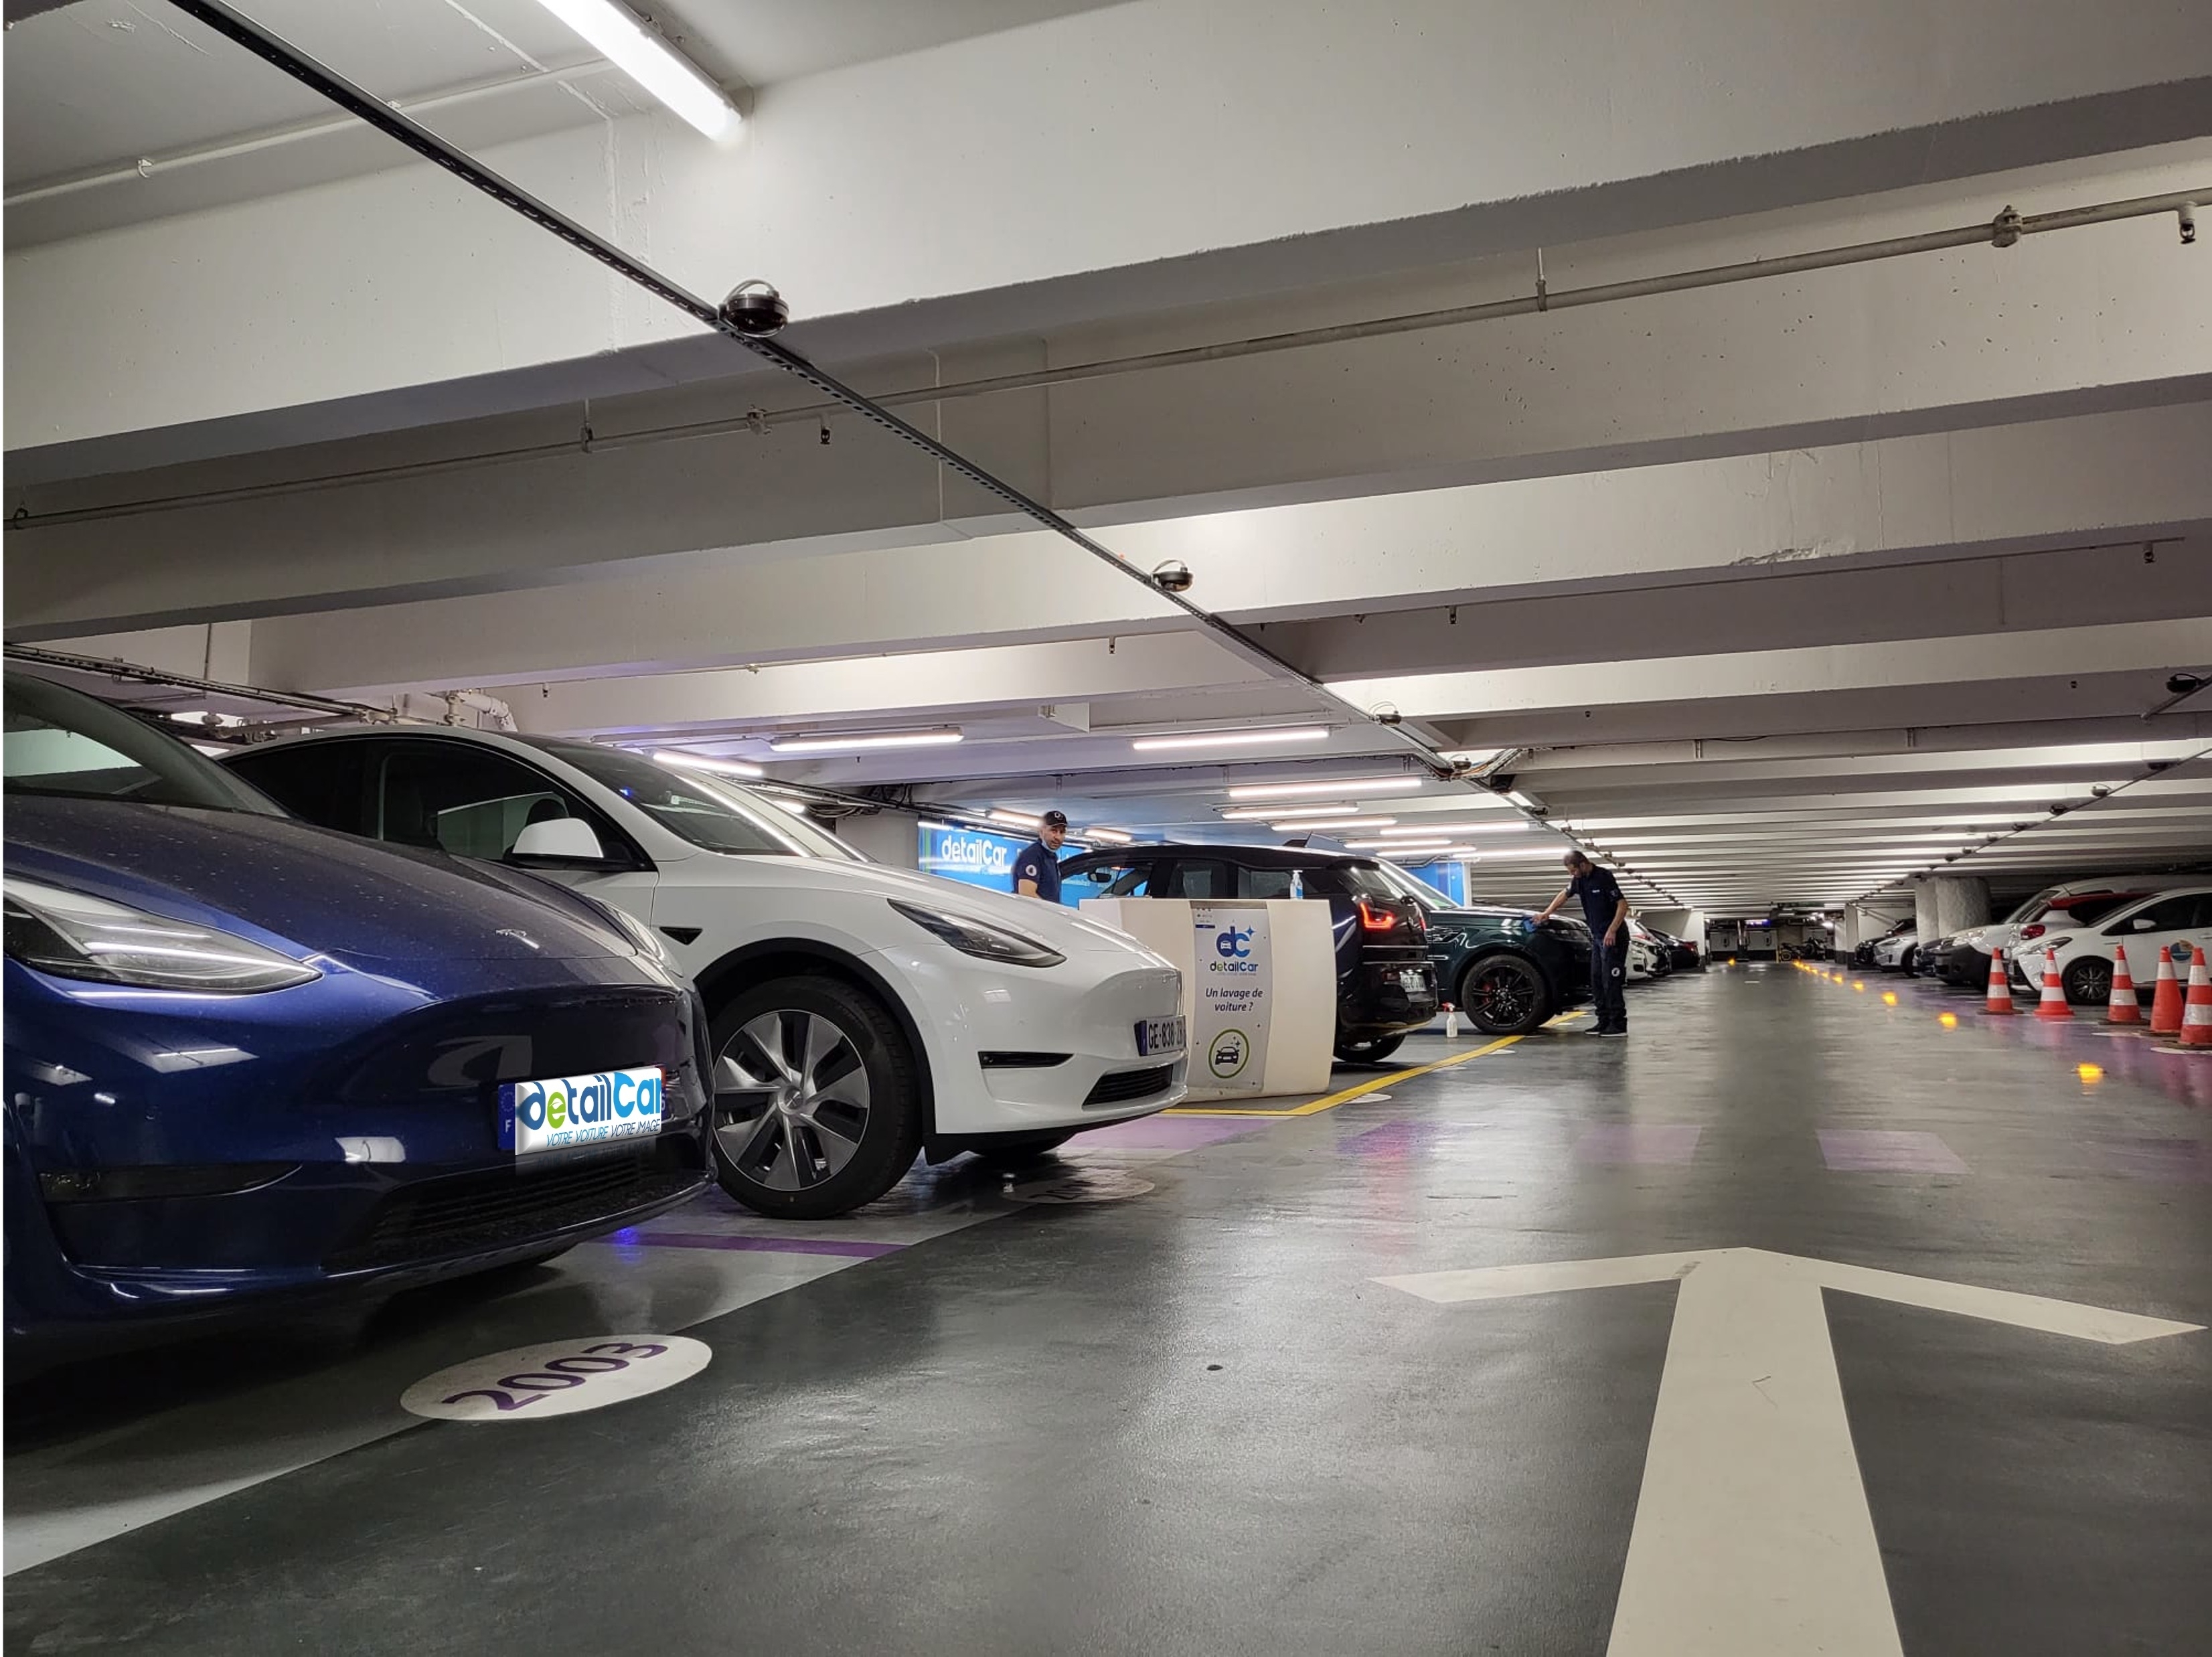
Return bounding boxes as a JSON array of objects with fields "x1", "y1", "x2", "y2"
[{"x1": 224, "y1": 730, "x2": 1188, "y2": 1218}]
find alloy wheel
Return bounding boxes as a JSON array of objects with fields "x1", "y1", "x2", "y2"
[
  {"x1": 1468, "y1": 958, "x2": 1541, "y2": 1030},
  {"x1": 714, "y1": 1008, "x2": 872, "y2": 1192}
]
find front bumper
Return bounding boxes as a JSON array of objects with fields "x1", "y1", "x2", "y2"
[{"x1": 872, "y1": 944, "x2": 1189, "y2": 1135}]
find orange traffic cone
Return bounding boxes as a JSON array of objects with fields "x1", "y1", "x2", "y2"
[
  {"x1": 2148, "y1": 945, "x2": 2185, "y2": 1036},
  {"x1": 1984, "y1": 947, "x2": 2014, "y2": 1016},
  {"x1": 2104, "y1": 945, "x2": 2141, "y2": 1026},
  {"x1": 2034, "y1": 948, "x2": 2073, "y2": 1020},
  {"x1": 2182, "y1": 951, "x2": 2212, "y2": 1049}
]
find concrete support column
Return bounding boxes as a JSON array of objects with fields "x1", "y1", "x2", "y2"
[
  {"x1": 836, "y1": 807, "x2": 922, "y2": 870},
  {"x1": 1913, "y1": 880, "x2": 1942, "y2": 947},
  {"x1": 1930, "y1": 876, "x2": 1992, "y2": 936}
]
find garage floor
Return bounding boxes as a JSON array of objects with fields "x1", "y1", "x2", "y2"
[{"x1": 8, "y1": 965, "x2": 2210, "y2": 1654}]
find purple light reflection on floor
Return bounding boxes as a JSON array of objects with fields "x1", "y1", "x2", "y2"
[
  {"x1": 1817, "y1": 1129, "x2": 1968, "y2": 1174},
  {"x1": 627, "y1": 1233, "x2": 905, "y2": 1259},
  {"x1": 1082, "y1": 1115, "x2": 1261, "y2": 1150},
  {"x1": 1340, "y1": 1121, "x2": 1445, "y2": 1157},
  {"x1": 1576, "y1": 1124, "x2": 1703, "y2": 1166},
  {"x1": 2101, "y1": 1138, "x2": 2212, "y2": 1184}
]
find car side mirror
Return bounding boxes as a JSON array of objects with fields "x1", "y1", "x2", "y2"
[{"x1": 509, "y1": 817, "x2": 609, "y2": 866}]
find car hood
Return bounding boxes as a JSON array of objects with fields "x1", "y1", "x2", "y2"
[{"x1": 5, "y1": 797, "x2": 633, "y2": 965}]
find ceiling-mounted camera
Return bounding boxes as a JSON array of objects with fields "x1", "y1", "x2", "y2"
[
  {"x1": 1151, "y1": 560, "x2": 1194, "y2": 595},
  {"x1": 2166, "y1": 672, "x2": 2205, "y2": 697},
  {"x1": 720, "y1": 279, "x2": 789, "y2": 337}
]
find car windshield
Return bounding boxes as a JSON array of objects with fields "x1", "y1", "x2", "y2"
[
  {"x1": 1374, "y1": 860, "x2": 1455, "y2": 909},
  {"x1": 3, "y1": 672, "x2": 281, "y2": 815},
  {"x1": 532, "y1": 742, "x2": 866, "y2": 861}
]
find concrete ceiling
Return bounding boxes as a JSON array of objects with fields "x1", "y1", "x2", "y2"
[
  {"x1": 6, "y1": 0, "x2": 2210, "y2": 917},
  {"x1": 3, "y1": 0, "x2": 1134, "y2": 243}
]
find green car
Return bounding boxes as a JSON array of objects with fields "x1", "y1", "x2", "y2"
[{"x1": 1371, "y1": 862, "x2": 1596, "y2": 1036}]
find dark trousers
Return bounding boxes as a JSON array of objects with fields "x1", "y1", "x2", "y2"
[{"x1": 1591, "y1": 935, "x2": 1629, "y2": 1030}]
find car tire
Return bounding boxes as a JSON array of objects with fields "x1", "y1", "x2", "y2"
[
  {"x1": 1459, "y1": 955, "x2": 1553, "y2": 1036},
  {"x1": 970, "y1": 1132, "x2": 1077, "y2": 1170},
  {"x1": 1334, "y1": 1034, "x2": 1407, "y2": 1064},
  {"x1": 708, "y1": 975, "x2": 924, "y2": 1220},
  {"x1": 2062, "y1": 956, "x2": 2114, "y2": 1008}
]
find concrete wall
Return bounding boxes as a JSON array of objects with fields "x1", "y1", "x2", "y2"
[{"x1": 836, "y1": 807, "x2": 921, "y2": 870}]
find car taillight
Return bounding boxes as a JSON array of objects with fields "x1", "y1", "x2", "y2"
[
  {"x1": 2019, "y1": 923, "x2": 2045, "y2": 941},
  {"x1": 1357, "y1": 897, "x2": 1399, "y2": 932}
]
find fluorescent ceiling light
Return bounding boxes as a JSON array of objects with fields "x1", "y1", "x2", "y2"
[
  {"x1": 989, "y1": 809, "x2": 1043, "y2": 830},
  {"x1": 534, "y1": 0, "x2": 740, "y2": 139},
  {"x1": 1352, "y1": 839, "x2": 1452, "y2": 852},
  {"x1": 769, "y1": 730, "x2": 963, "y2": 755},
  {"x1": 1131, "y1": 726, "x2": 1327, "y2": 753},
  {"x1": 1227, "y1": 776, "x2": 1424, "y2": 801},
  {"x1": 1504, "y1": 791, "x2": 1544, "y2": 812},
  {"x1": 1378, "y1": 821, "x2": 1528, "y2": 837},
  {"x1": 654, "y1": 750, "x2": 766, "y2": 779},
  {"x1": 1269, "y1": 816, "x2": 1389, "y2": 832},
  {"x1": 1220, "y1": 804, "x2": 1357, "y2": 821}
]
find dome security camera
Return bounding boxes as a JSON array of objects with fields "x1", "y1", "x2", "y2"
[
  {"x1": 720, "y1": 280, "x2": 789, "y2": 337},
  {"x1": 1151, "y1": 560, "x2": 1194, "y2": 595}
]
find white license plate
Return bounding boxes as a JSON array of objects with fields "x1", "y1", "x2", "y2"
[
  {"x1": 1400, "y1": 971, "x2": 1429, "y2": 994},
  {"x1": 500, "y1": 1065, "x2": 663, "y2": 1157},
  {"x1": 1135, "y1": 1016, "x2": 1187, "y2": 1057}
]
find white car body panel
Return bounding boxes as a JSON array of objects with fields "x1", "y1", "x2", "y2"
[
  {"x1": 230, "y1": 730, "x2": 1188, "y2": 1139},
  {"x1": 2008, "y1": 886, "x2": 2212, "y2": 999},
  {"x1": 1872, "y1": 930, "x2": 1917, "y2": 969}
]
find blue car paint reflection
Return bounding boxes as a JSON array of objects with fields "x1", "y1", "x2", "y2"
[{"x1": 4, "y1": 674, "x2": 712, "y2": 1364}]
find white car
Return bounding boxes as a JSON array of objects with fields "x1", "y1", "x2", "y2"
[
  {"x1": 2006, "y1": 885, "x2": 2212, "y2": 1007},
  {"x1": 1626, "y1": 935, "x2": 1659, "y2": 981},
  {"x1": 225, "y1": 730, "x2": 1188, "y2": 1218},
  {"x1": 1872, "y1": 928, "x2": 1918, "y2": 971}
]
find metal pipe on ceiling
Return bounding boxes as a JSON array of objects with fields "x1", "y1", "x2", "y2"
[{"x1": 11, "y1": 181, "x2": 2201, "y2": 532}]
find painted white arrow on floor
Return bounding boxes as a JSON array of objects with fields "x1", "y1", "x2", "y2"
[{"x1": 1376, "y1": 1248, "x2": 2202, "y2": 1657}]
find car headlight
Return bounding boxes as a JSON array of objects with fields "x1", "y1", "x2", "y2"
[
  {"x1": 3, "y1": 878, "x2": 321, "y2": 994},
  {"x1": 889, "y1": 900, "x2": 1065, "y2": 969}
]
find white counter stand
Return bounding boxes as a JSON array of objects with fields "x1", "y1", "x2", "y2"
[{"x1": 1080, "y1": 898, "x2": 1337, "y2": 1102}]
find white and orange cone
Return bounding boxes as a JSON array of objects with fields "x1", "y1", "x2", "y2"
[
  {"x1": 2182, "y1": 952, "x2": 2212, "y2": 1050},
  {"x1": 2104, "y1": 945, "x2": 2142, "y2": 1026},
  {"x1": 1984, "y1": 947, "x2": 2014, "y2": 1016},
  {"x1": 2035, "y1": 948, "x2": 2073, "y2": 1021},
  {"x1": 2149, "y1": 945, "x2": 2186, "y2": 1037}
]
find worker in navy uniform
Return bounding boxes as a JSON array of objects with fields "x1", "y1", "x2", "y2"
[
  {"x1": 1536, "y1": 848, "x2": 1632, "y2": 1035},
  {"x1": 1011, "y1": 810, "x2": 1069, "y2": 902}
]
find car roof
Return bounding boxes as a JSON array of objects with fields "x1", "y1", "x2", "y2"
[{"x1": 1061, "y1": 841, "x2": 1381, "y2": 870}]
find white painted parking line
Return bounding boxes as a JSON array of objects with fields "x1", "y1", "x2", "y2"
[{"x1": 1380, "y1": 1249, "x2": 2203, "y2": 1656}]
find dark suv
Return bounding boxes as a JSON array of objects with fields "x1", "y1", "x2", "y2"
[
  {"x1": 1058, "y1": 844, "x2": 1439, "y2": 1062},
  {"x1": 1370, "y1": 862, "x2": 1593, "y2": 1035}
]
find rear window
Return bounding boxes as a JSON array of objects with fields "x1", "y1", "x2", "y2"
[
  {"x1": 1297, "y1": 860, "x2": 1397, "y2": 898},
  {"x1": 2048, "y1": 893, "x2": 2140, "y2": 926}
]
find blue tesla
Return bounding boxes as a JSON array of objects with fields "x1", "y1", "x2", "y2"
[{"x1": 4, "y1": 671, "x2": 713, "y2": 1366}]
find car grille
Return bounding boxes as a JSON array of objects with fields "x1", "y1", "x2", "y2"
[
  {"x1": 1083, "y1": 1064, "x2": 1176, "y2": 1107},
  {"x1": 323, "y1": 1137, "x2": 704, "y2": 1273}
]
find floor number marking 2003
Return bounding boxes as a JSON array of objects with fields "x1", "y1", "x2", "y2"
[{"x1": 400, "y1": 1335, "x2": 711, "y2": 1422}]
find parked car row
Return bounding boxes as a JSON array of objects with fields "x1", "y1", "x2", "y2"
[
  {"x1": 7, "y1": 677, "x2": 1192, "y2": 1366},
  {"x1": 1868, "y1": 878, "x2": 2212, "y2": 1006}
]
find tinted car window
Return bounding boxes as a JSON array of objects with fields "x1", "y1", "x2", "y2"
[
  {"x1": 531, "y1": 741, "x2": 860, "y2": 860},
  {"x1": 5, "y1": 672, "x2": 280, "y2": 815},
  {"x1": 224, "y1": 742, "x2": 372, "y2": 836},
  {"x1": 1300, "y1": 861, "x2": 1396, "y2": 898},
  {"x1": 374, "y1": 740, "x2": 581, "y2": 857},
  {"x1": 2110, "y1": 893, "x2": 2205, "y2": 933},
  {"x1": 1157, "y1": 860, "x2": 1229, "y2": 899},
  {"x1": 2051, "y1": 894, "x2": 2136, "y2": 926},
  {"x1": 1241, "y1": 866, "x2": 1297, "y2": 898},
  {"x1": 1069, "y1": 860, "x2": 1156, "y2": 897}
]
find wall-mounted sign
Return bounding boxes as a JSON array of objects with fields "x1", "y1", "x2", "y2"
[
  {"x1": 1192, "y1": 903, "x2": 1273, "y2": 1091},
  {"x1": 918, "y1": 821, "x2": 1029, "y2": 892}
]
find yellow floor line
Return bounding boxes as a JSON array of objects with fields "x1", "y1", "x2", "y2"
[{"x1": 1164, "y1": 1021, "x2": 1564, "y2": 1119}]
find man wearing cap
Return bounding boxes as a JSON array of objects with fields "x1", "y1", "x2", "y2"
[
  {"x1": 1535, "y1": 848, "x2": 1632, "y2": 1036},
  {"x1": 1012, "y1": 811, "x2": 1070, "y2": 902}
]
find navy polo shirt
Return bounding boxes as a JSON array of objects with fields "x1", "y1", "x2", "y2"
[
  {"x1": 1012, "y1": 840, "x2": 1063, "y2": 902},
  {"x1": 1571, "y1": 864, "x2": 1626, "y2": 936}
]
